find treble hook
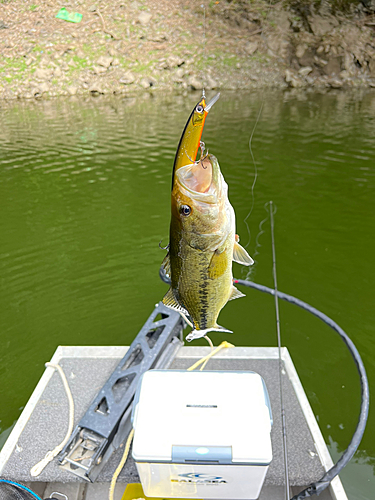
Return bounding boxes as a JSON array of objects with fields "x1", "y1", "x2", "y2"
[
  {"x1": 184, "y1": 141, "x2": 209, "y2": 165},
  {"x1": 199, "y1": 141, "x2": 209, "y2": 166}
]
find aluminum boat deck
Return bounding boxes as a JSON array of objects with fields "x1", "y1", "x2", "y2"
[{"x1": 0, "y1": 346, "x2": 348, "y2": 500}]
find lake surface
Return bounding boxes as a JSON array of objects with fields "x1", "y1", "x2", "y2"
[{"x1": 0, "y1": 90, "x2": 374, "y2": 499}]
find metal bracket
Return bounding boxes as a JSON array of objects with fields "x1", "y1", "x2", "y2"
[{"x1": 58, "y1": 302, "x2": 185, "y2": 482}]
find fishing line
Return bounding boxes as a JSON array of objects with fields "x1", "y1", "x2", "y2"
[
  {"x1": 240, "y1": 100, "x2": 264, "y2": 284},
  {"x1": 243, "y1": 101, "x2": 263, "y2": 251},
  {"x1": 201, "y1": 3, "x2": 207, "y2": 94},
  {"x1": 242, "y1": 0, "x2": 274, "y2": 255},
  {"x1": 252, "y1": 203, "x2": 270, "y2": 261},
  {"x1": 269, "y1": 200, "x2": 290, "y2": 500},
  {"x1": 241, "y1": 198, "x2": 269, "y2": 283}
]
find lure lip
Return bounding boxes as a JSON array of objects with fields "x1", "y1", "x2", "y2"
[{"x1": 204, "y1": 92, "x2": 220, "y2": 113}]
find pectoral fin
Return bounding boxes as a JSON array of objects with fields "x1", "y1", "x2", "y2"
[
  {"x1": 161, "y1": 252, "x2": 171, "y2": 276},
  {"x1": 233, "y1": 241, "x2": 254, "y2": 266},
  {"x1": 228, "y1": 285, "x2": 245, "y2": 301}
]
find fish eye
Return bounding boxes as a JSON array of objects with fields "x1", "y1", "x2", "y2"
[
  {"x1": 180, "y1": 205, "x2": 192, "y2": 217},
  {"x1": 196, "y1": 104, "x2": 204, "y2": 113}
]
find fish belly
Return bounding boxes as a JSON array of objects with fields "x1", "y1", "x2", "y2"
[{"x1": 171, "y1": 238, "x2": 233, "y2": 331}]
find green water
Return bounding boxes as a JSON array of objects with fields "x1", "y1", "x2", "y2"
[{"x1": 0, "y1": 91, "x2": 374, "y2": 498}]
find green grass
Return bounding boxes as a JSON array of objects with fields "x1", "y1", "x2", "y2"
[
  {"x1": 179, "y1": 42, "x2": 195, "y2": 51},
  {"x1": 9, "y1": 72, "x2": 24, "y2": 81},
  {"x1": 0, "y1": 56, "x2": 28, "y2": 77},
  {"x1": 63, "y1": 55, "x2": 90, "y2": 77},
  {"x1": 30, "y1": 4, "x2": 38, "y2": 11},
  {"x1": 72, "y1": 55, "x2": 88, "y2": 69},
  {"x1": 32, "y1": 45, "x2": 44, "y2": 53},
  {"x1": 117, "y1": 56, "x2": 131, "y2": 69},
  {"x1": 222, "y1": 55, "x2": 239, "y2": 67},
  {"x1": 82, "y1": 43, "x2": 106, "y2": 58},
  {"x1": 132, "y1": 61, "x2": 154, "y2": 73},
  {"x1": 249, "y1": 53, "x2": 270, "y2": 64}
]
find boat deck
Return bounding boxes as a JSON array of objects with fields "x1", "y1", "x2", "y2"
[{"x1": 0, "y1": 346, "x2": 347, "y2": 500}]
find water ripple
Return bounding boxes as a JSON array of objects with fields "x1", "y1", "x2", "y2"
[{"x1": 0, "y1": 94, "x2": 374, "y2": 500}]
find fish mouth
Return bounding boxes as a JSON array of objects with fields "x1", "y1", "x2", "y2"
[{"x1": 177, "y1": 156, "x2": 215, "y2": 197}]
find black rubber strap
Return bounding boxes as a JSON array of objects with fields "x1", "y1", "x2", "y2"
[{"x1": 234, "y1": 278, "x2": 369, "y2": 499}]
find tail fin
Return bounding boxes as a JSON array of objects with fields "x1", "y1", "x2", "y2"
[{"x1": 186, "y1": 325, "x2": 233, "y2": 342}]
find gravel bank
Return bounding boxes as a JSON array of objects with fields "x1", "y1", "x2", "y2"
[{"x1": 0, "y1": 0, "x2": 375, "y2": 100}]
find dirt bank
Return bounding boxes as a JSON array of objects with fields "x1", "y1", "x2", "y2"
[{"x1": 1, "y1": 0, "x2": 375, "y2": 99}]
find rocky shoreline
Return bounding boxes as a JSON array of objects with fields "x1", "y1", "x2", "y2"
[{"x1": 0, "y1": 0, "x2": 375, "y2": 100}]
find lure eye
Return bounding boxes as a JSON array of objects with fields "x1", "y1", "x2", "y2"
[
  {"x1": 196, "y1": 104, "x2": 204, "y2": 114},
  {"x1": 180, "y1": 205, "x2": 192, "y2": 217}
]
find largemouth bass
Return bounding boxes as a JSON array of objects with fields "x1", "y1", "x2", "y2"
[{"x1": 162, "y1": 95, "x2": 253, "y2": 341}]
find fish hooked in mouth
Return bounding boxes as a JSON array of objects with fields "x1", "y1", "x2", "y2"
[
  {"x1": 162, "y1": 94, "x2": 254, "y2": 342},
  {"x1": 177, "y1": 155, "x2": 213, "y2": 195}
]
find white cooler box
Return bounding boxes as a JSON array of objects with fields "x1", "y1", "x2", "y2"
[{"x1": 131, "y1": 370, "x2": 273, "y2": 500}]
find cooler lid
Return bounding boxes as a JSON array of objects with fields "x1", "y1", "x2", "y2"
[{"x1": 132, "y1": 370, "x2": 272, "y2": 465}]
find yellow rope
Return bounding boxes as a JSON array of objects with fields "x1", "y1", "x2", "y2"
[
  {"x1": 200, "y1": 335, "x2": 214, "y2": 371},
  {"x1": 187, "y1": 341, "x2": 235, "y2": 371},
  {"x1": 109, "y1": 428, "x2": 135, "y2": 500}
]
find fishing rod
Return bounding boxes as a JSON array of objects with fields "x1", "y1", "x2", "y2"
[{"x1": 269, "y1": 201, "x2": 290, "y2": 500}]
